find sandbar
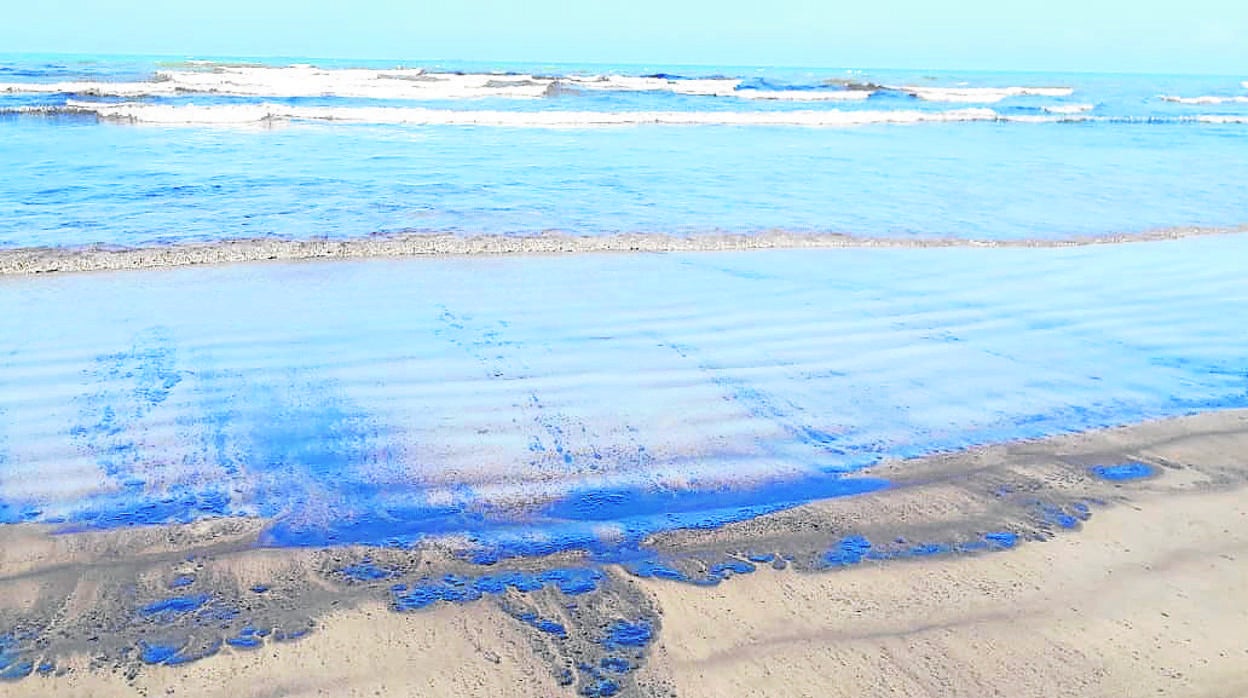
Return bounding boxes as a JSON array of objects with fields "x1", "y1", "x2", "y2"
[{"x1": 2, "y1": 225, "x2": 1246, "y2": 276}]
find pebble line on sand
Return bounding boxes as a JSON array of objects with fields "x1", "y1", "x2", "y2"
[{"x1": 1, "y1": 225, "x2": 1245, "y2": 276}]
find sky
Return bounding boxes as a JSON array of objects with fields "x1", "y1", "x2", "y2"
[{"x1": 2, "y1": 0, "x2": 1246, "y2": 73}]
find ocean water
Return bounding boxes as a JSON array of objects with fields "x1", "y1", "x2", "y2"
[
  {"x1": 0, "y1": 55, "x2": 1246, "y2": 247},
  {"x1": 3, "y1": 58, "x2": 1248, "y2": 681},
  {"x1": 2, "y1": 238, "x2": 1247, "y2": 555},
  {"x1": 1, "y1": 55, "x2": 1247, "y2": 561}
]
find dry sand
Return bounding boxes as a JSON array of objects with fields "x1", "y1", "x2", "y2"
[
  {"x1": 2, "y1": 409, "x2": 1247, "y2": 697},
  {"x1": 2, "y1": 225, "x2": 1245, "y2": 276}
]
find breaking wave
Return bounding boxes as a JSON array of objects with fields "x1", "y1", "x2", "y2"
[
  {"x1": 1159, "y1": 94, "x2": 1248, "y2": 105},
  {"x1": 558, "y1": 74, "x2": 743, "y2": 96},
  {"x1": 15, "y1": 102, "x2": 1005, "y2": 127},
  {"x1": 6, "y1": 101, "x2": 1244, "y2": 128},
  {"x1": 891, "y1": 85, "x2": 1074, "y2": 103},
  {"x1": 0, "y1": 65, "x2": 837, "y2": 101},
  {"x1": 0, "y1": 66, "x2": 555, "y2": 100},
  {"x1": 1041, "y1": 103, "x2": 1095, "y2": 114},
  {"x1": 0, "y1": 63, "x2": 1075, "y2": 104}
]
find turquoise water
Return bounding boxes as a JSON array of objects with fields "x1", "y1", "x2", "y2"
[{"x1": 1, "y1": 55, "x2": 1246, "y2": 247}]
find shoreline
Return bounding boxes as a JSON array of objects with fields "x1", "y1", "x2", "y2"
[
  {"x1": 1, "y1": 224, "x2": 1246, "y2": 276},
  {"x1": 639, "y1": 483, "x2": 1248, "y2": 697},
  {"x1": 2, "y1": 408, "x2": 1246, "y2": 696}
]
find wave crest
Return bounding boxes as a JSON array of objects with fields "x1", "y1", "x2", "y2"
[
  {"x1": 1, "y1": 65, "x2": 1080, "y2": 105},
  {"x1": 1159, "y1": 94, "x2": 1248, "y2": 105},
  {"x1": 0, "y1": 65, "x2": 860, "y2": 101},
  {"x1": 20, "y1": 101, "x2": 1003, "y2": 127},
  {"x1": 1041, "y1": 103, "x2": 1095, "y2": 114},
  {"x1": 893, "y1": 85, "x2": 1074, "y2": 103},
  {"x1": 0, "y1": 66, "x2": 557, "y2": 100},
  {"x1": 6, "y1": 102, "x2": 1246, "y2": 128}
]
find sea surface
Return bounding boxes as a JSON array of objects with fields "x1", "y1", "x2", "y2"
[
  {"x1": 1, "y1": 55, "x2": 1246, "y2": 247},
  {"x1": 3, "y1": 238, "x2": 1248, "y2": 554},
  {"x1": 4, "y1": 56, "x2": 1248, "y2": 681},
  {"x1": 1, "y1": 55, "x2": 1247, "y2": 557}
]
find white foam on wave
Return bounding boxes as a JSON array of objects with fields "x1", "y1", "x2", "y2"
[
  {"x1": 53, "y1": 100, "x2": 1003, "y2": 127},
  {"x1": 896, "y1": 85, "x2": 1074, "y2": 103},
  {"x1": 1007, "y1": 113, "x2": 1248, "y2": 125},
  {"x1": 12, "y1": 102, "x2": 1246, "y2": 128},
  {"x1": 0, "y1": 80, "x2": 172, "y2": 98},
  {"x1": 1196, "y1": 115, "x2": 1248, "y2": 124},
  {"x1": 1159, "y1": 94, "x2": 1248, "y2": 105},
  {"x1": 1042, "y1": 103, "x2": 1095, "y2": 114},
  {"x1": 0, "y1": 65, "x2": 874, "y2": 102},
  {"x1": 997, "y1": 114, "x2": 1065, "y2": 123},
  {"x1": 560, "y1": 75, "x2": 744, "y2": 96},
  {"x1": 560, "y1": 76, "x2": 873, "y2": 100},
  {"x1": 0, "y1": 66, "x2": 555, "y2": 100},
  {"x1": 735, "y1": 90, "x2": 874, "y2": 101},
  {"x1": 0, "y1": 65, "x2": 1087, "y2": 104}
]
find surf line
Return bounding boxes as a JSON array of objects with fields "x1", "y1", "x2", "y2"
[{"x1": 1, "y1": 225, "x2": 1245, "y2": 276}]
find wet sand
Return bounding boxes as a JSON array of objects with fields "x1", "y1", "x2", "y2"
[
  {"x1": 2, "y1": 225, "x2": 1245, "y2": 275},
  {"x1": 640, "y1": 485, "x2": 1248, "y2": 698},
  {"x1": 3, "y1": 409, "x2": 1246, "y2": 697}
]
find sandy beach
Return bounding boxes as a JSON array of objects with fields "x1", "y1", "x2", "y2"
[
  {"x1": 3, "y1": 409, "x2": 1245, "y2": 697},
  {"x1": 641, "y1": 483, "x2": 1248, "y2": 697}
]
